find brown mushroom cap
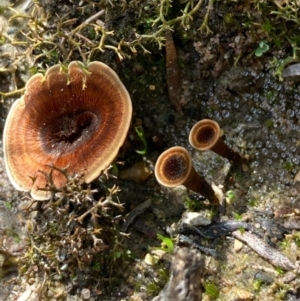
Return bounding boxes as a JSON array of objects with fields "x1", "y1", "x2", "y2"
[
  {"x1": 189, "y1": 119, "x2": 220, "y2": 151},
  {"x1": 3, "y1": 61, "x2": 132, "y2": 200},
  {"x1": 154, "y1": 146, "x2": 192, "y2": 187}
]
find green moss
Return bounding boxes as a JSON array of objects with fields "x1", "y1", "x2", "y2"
[
  {"x1": 146, "y1": 281, "x2": 161, "y2": 296},
  {"x1": 264, "y1": 119, "x2": 274, "y2": 128},
  {"x1": 184, "y1": 195, "x2": 204, "y2": 211},
  {"x1": 253, "y1": 279, "x2": 263, "y2": 292},
  {"x1": 275, "y1": 288, "x2": 287, "y2": 300},
  {"x1": 293, "y1": 232, "x2": 300, "y2": 247},
  {"x1": 284, "y1": 161, "x2": 294, "y2": 172},
  {"x1": 204, "y1": 282, "x2": 220, "y2": 300},
  {"x1": 4, "y1": 201, "x2": 12, "y2": 209},
  {"x1": 232, "y1": 212, "x2": 243, "y2": 221},
  {"x1": 8, "y1": 228, "x2": 21, "y2": 243},
  {"x1": 223, "y1": 12, "x2": 235, "y2": 25}
]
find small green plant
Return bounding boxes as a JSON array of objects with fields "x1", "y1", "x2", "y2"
[
  {"x1": 135, "y1": 126, "x2": 148, "y2": 155},
  {"x1": 284, "y1": 161, "x2": 294, "y2": 172},
  {"x1": 255, "y1": 40, "x2": 270, "y2": 56},
  {"x1": 204, "y1": 282, "x2": 219, "y2": 300},
  {"x1": 275, "y1": 287, "x2": 287, "y2": 300},
  {"x1": 208, "y1": 208, "x2": 217, "y2": 218},
  {"x1": 184, "y1": 195, "x2": 204, "y2": 211},
  {"x1": 280, "y1": 239, "x2": 290, "y2": 249},
  {"x1": 226, "y1": 190, "x2": 236, "y2": 203},
  {"x1": 264, "y1": 119, "x2": 274, "y2": 127},
  {"x1": 8, "y1": 228, "x2": 21, "y2": 243},
  {"x1": 253, "y1": 279, "x2": 263, "y2": 292},
  {"x1": 275, "y1": 267, "x2": 284, "y2": 275},
  {"x1": 293, "y1": 232, "x2": 300, "y2": 247},
  {"x1": 146, "y1": 281, "x2": 160, "y2": 295},
  {"x1": 155, "y1": 234, "x2": 174, "y2": 254},
  {"x1": 232, "y1": 212, "x2": 243, "y2": 221},
  {"x1": 4, "y1": 201, "x2": 12, "y2": 209},
  {"x1": 238, "y1": 227, "x2": 245, "y2": 234}
]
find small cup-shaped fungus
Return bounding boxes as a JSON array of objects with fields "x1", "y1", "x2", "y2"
[
  {"x1": 189, "y1": 119, "x2": 246, "y2": 164},
  {"x1": 3, "y1": 61, "x2": 132, "y2": 200},
  {"x1": 155, "y1": 146, "x2": 218, "y2": 203}
]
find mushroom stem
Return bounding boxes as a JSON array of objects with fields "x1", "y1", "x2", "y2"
[
  {"x1": 155, "y1": 146, "x2": 218, "y2": 203},
  {"x1": 189, "y1": 119, "x2": 246, "y2": 164},
  {"x1": 183, "y1": 165, "x2": 218, "y2": 203}
]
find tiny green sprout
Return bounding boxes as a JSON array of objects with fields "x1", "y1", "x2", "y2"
[
  {"x1": 293, "y1": 232, "x2": 300, "y2": 247},
  {"x1": 255, "y1": 40, "x2": 270, "y2": 57},
  {"x1": 261, "y1": 19, "x2": 272, "y2": 36},
  {"x1": 156, "y1": 234, "x2": 174, "y2": 254},
  {"x1": 253, "y1": 279, "x2": 263, "y2": 292},
  {"x1": 0, "y1": 36, "x2": 5, "y2": 45},
  {"x1": 146, "y1": 281, "x2": 160, "y2": 295},
  {"x1": 0, "y1": 6, "x2": 7, "y2": 14},
  {"x1": 238, "y1": 227, "x2": 245, "y2": 234},
  {"x1": 204, "y1": 282, "x2": 219, "y2": 299},
  {"x1": 111, "y1": 162, "x2": 119, "y2": 174},
  {"x1": 5, "y1": 201, "x2": 12, "y2": 209},
  {"x1": 157, "y1": 268, "x2": 169, "y2": 283},
  {"x1": 92, "y1": 262, "x2": 101, "y2": 272},
  {"x1": 232, "y1": 212, "x2": 243, "y2": 221},
  {"x1": 275, "y1": 287, "x2": 287, "y2": 300},
  {"x1": 275, "y1": 267, "x2": 284, "y2": 275},
  {"x1": 284, "y1": 161, "x2": 293, "y2": 172},
  {"x1": 208, "y1": 208, "x2": 217, "y2": 218},
  {"x1": 280, "y1": 237, "x2": 290, "y2": 249},
  {"x1": 113, "y1": 251, "x2": 121, "y2": 259},
  {"x1": 226, "y1": 190, "x2": 236, "y2": 202},
  {"x1": 184, "y1": 195, "x2": 203, "y2": 211},
  {"x1": 135, "y1": 126, "x2": 148, "y2": 155},
  {"x1": 248, "y1": 198, "x2": 257, "y2": 207},
  {"x1": 264, "y1": 119, "x2": 274, "y2": 128},
  {"x1": 9, "y1": 228, "x2": 21, "y2": 243},
  {"x1": 224, "y1": 13, "x2": 235, "y2": 25}
]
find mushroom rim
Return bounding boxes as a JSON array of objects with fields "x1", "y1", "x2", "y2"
[
  {"x1": 3, "y1": 60, "x2": 132, "y2": 200},
  {"x1": 3, "y1": 98, "x2": 29, "y2": 193},
  {"x1": 154, "y1": 146, "x2": 193, "y2": 188},
  {"x1": 189, "y1": 119, "x2": 221, "y2": 151}
]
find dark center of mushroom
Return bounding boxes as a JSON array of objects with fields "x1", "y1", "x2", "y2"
[
  {"x1": 196, "y1": 126, "x2": 216, "y2": 145},
  {"x1": 41, "y1": 111, "x2": 99, "y2": 154},
  {"x1": 163, "y1": 154, "x2": 188, "y2": 181}
]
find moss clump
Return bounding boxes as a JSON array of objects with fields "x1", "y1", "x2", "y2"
[
  {"x1": 204, "y1": 281, "x2": 220, "y2": 300},
  {"x1": 18, "y1": 167, "x2": 128, "y2": 299}
]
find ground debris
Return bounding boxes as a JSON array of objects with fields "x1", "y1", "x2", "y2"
[
  {"x1": 232, "y1": 230, "x2": 296, "y2": 271},
  {"x1": 152, "y1": 247, "x2": 204, "y2": 301},
  {"x1": 165, "y1": 30, "x2": 182, "y2": 114}
]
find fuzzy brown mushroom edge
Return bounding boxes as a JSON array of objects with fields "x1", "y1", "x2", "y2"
[
  {"x1": 154, "y1": 146, "x2": 219, "y2": 204},
  {"x1": 189, "y1": 119, "x2": 248, "y2": 164},
  {"x1": 3, "y1": 61, "x2": 132, "y2": 200}
]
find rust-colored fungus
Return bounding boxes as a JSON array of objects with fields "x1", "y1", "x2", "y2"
[
  {"x1": 3, "y1": 61, "x2": 132, "y2": 200},
  {"x1": 189, "y1": 119, "x2": 245, "y2": 164},
  {"x1": 154, "y1": 146, "x2": 217, "y2": 203}
]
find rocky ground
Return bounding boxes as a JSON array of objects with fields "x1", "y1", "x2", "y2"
[{"x1": 0, "y1": 0, "x2": 300, "y2": 300}]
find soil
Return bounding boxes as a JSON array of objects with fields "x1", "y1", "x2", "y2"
[{"x1": 0, "y1": 1, "x2": 299, "y2": 301}]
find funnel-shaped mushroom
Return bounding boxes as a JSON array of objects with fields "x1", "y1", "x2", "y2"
[
  {"x1": 189, "y1": 119, "x2": 245, "y2": 164},
  {"x1": 155, "y1": 146, "x2": 218, "y2": 203},
  {"x1": 3, "y1": 61, "x2": 132, "y2": 200}
]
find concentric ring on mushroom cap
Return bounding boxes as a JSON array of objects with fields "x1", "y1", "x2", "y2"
[
  {"x1": 189, "y1": 119, "x2": 220, "y2": 151},
  {"x1": 3, "y1": 61, "x2": 132, "y2": 200},
  {"x1": 154, "y1": 146, "x2": 192, "y2": 187}
]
